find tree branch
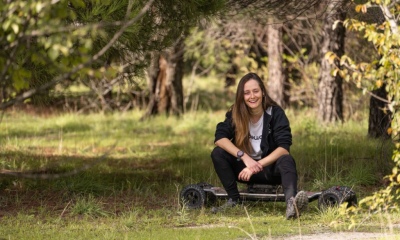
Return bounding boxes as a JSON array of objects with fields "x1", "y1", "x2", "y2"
[{"x1": 0, "y1": 0, "x2": 155, "y2": 110}]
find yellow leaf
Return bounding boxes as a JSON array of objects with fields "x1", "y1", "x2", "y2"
[
  {"x1": 329, "y1": 55, "x2": 336, "y2": 64},
  {"x1": 11, "y1": 23, "x2": 19, "y2": 34},
  {"x1": 355, "y1": 4, "x2": 368, "y2": 13},
  {"x1": 387, "y1": 127, "x2": 392, "y2": 135},
  {"x1": 36, "y1": 2, "x2": 44, "y2": 13},
  {"x1": 376, "y1": 79, "x2": 383, "y2": 88},
  {"x1": 355, "y1": 5, "x2": 363, "y2": 13},
  {"x1": 324, "y1": 51, "x2": 333, "y2": 59}
]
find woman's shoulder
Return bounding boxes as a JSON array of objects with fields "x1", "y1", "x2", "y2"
[
  {"x1": 225, "y1": 109, "x2": 233, "y2": 116},
  {"x1": 267, "y1": 105, "x2": 286, "y2": 117}
]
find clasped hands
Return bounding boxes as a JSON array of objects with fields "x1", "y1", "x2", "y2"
[{"x1": 238, "y1": 158, "x2": 263, "y2": 181}]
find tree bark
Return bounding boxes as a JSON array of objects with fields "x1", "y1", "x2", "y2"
[
  {"x1": 225, "y1": 63, "x2": 238, "y2": 89},
  {"x1": 368, "y1": 85, "x2": 391, "y2": 138},
  {"x1": 317, "y1": 1, "x2": 346, "y2": 123},
  {"x1": 167, "y1": 37, "x2": 185, "y2": 116},
  {"x1": 143, "y1": 37, "x2": 185, "y2": 118},
  {"x1": 366, "y1": 4, "x2": 395, "y2": 138},
  {"x1": 267, "y1": 19, "x2": 288, "y2": 108}
]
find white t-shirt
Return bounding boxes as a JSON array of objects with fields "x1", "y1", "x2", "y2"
[{"x1": 249, "y1": 114, "x2": 263, "y2": 160}]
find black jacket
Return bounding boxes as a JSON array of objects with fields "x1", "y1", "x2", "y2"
[{"x1": 214, "y1": 105, "x2": 292, "y2": 157}]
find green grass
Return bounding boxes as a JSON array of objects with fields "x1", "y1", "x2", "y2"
[{"x1": 0, "y1": 106, "x2": 397, "y2": 239}]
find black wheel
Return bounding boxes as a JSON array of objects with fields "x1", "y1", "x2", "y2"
[
  {"x1": 318, "y1": 188, "x2": 344, "y2": 209},
  {"x1": 180, "y1": 184, "x2": 206, "y2": 209},
  {"x1": 196, "y1": 183, "x2": 217, "y2": 206},
  {"x1": 196, "y1": 182, "x2": 213, "y2": 188}
]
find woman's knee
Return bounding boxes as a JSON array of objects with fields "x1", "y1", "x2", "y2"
[
  {"x1": 211, "y1": 146, "x2": 234, "y2": 165},
  {"x1": 276, "y1": 154, "x2": 297, "y2": 170}
]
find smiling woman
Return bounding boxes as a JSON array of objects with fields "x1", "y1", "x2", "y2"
[
  {"x1": 243, "y1": 79, "x2": 264, "y2": 123},
  {"x1": 210, "y1": 72, "x2": 308, "y2": 219}
]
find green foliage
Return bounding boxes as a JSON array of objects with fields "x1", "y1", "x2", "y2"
[
  {"x1": 0, "y1": 0, "x2": 225, "y2": 109},
  {"x1": 184, "y1": 19, "x2": 268, "y2": 78},
  {"x1": 185, "y1": 24, "x2": 237, "y2": 74},
  {"x1": 327, "y1": 0, "x2": 400, "y2": 218},
  {"x1": 0, "y1": 0, "x2": 103, "y2": 107}
]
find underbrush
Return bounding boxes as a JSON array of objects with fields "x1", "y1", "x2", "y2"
[{"x1": 0, "y1": 108, "x2": 396, "y2": 239}]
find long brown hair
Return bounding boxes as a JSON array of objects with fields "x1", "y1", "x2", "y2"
[{"x1": 232, "y1": 73, "x2": 277, "y2": 154}]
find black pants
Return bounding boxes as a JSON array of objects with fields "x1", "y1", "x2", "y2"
[{"x1": 211, "y1": 146, "x2": 298, "y2": 202}]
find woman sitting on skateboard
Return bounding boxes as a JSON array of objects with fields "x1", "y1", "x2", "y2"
[{"x1": 211, "y1": 72, "x2": 307, "y2": 219}]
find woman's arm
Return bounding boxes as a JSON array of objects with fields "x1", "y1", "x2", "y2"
[
  {"x1": 239, "y1": 107, "x2": 292, "y2": 181},
  {"x1": 215, "y1": 138, "x2": 263, "y2": 173},
  {"x1": 238, "y1": 147, "x2": 288, "y2": 181},
  {"x1": 258, "y1": 147, "x2": 289, "y2": 167}
]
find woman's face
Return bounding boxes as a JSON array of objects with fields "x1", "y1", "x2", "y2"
[{"x1": 243, "y1": 79, "x2": 263, "y2": 111}]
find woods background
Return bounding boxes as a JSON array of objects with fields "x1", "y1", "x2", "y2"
[{"x1": 0, "y1": 0, "x2": 399, "y2": 214}]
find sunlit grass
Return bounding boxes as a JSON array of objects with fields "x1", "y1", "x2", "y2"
[{"x1": 0, "y1": 106, "x2": 397, "y2": 239}]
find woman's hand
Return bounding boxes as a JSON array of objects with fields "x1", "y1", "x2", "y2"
[
  {"x1": 238, "y1": 168, "x2": 254, "y2": 181},
  {"x1": 242, "y1": 155, "x2": 263, "y2": 173}
]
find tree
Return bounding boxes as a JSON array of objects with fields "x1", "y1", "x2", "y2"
[
  {"x1": 0, "y1": 0, "x2": 225, "y2": 112},
  {"x1": 267, "y1": 18, "x2": 288, "y2": 108},
  {"x1": 183, "y1": 12, "x2": 300, "y2": 108},
  {"x1": 143, "y1": 37, "x2": 185, "y2": 117},
  {"x1": 70, "y1": 1, "x2": 158, "y2": 112},
  {"x1": 225, "y1": 0, "x2": 322, "y2": 19},
  {"x1": 0, "y1": 0, "x2": 157, "y2": 110},
  {"x1": 183, "y1": 18, "x2": 264, "y2": 89},
  {"x1": 317, "y1": 0, "x2": 348, "y2": 123},
  {"x1": 183, "y1": 1, "x2": 341, "y2": 113},
  {"x1": 353, "y1": 5, "x2": 391, "y2": 139},
  {"x1": 368, "y1": 84, "x2": 391, "y2": 138},
  {"x1": 139, "y1": 0, "x2": 227, "y2": 118},
  {"x1": 329, "y1": 0, "x2": 400, "y2": 214}
]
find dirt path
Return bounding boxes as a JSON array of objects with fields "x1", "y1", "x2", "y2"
[{"x1": 281, "y1": 232, "x2": 398, "y2": 240}]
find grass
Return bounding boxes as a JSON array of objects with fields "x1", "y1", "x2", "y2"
[
  {"x1": 0, "y1": 76, "x2": 397, "y2": 239},
  {"x1": 0, "y1": 107, "x2": 398, "y2": 239}
]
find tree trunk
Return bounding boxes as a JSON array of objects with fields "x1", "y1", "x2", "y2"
[
  {"x1": 317, "y1": 1, "x2": 346, "y2": 123},
  {"x1": 368, "y1": 85, "x2": 391, "y2": 138},
  {"x1": 366, "y1": 5, "x2": 395, "y2": 138},
  {"x1": 267, "y1": 19, "x2": 288, "y2": 108},
  {"x1": 167, "y1": 37, "x2": 185, "y2": 116},
  {"x1": 143, "y1": 37, "x2": 185, "y2": 118},
  {"x1": 224, "y1": 63, "x2": 238, "y2": 89}
]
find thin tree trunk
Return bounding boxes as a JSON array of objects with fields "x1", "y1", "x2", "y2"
[
  {"x1": 366, "y1": 5, "x2": 395, "y2": 138},
  {"x1": 166, "y1": 37, "x2": 185, "y2": 116},
  {"x1": 317, "y1": 1, "x2": 346, "y2": 123},
  {"x1": 142, "y1": 51, "x2": 162, "y2": 118},
  {"x1": 267, "y1": 19, "x2": 288, "y2": 108},
  {"x1": 368, "y1": 85, "x2": 391, "y2": 138}
]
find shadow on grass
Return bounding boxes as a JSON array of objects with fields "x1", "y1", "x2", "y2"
[
  {"x1": 0, "y1": 150, "x2": 189, "y2": 218},
  {"x1": 0, "y1": 122, "x2": 93, "y2": 140}
]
